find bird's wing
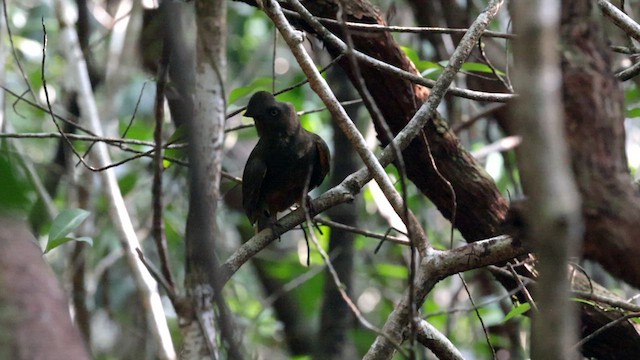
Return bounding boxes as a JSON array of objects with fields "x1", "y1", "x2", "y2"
[
  {"x1": 242, "y1": 146, "x2": 267, "y2": 224},
  {"x1": 313, "y1": 134, "x2": 331, "y2": 184}
]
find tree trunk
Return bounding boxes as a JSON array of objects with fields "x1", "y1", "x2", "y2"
[
  {"x1": 561, "y1": 0, "x2": 640, "y2": 289},
  {"x1": 0, "y1": 217, "x2": 91, "y2": 360}
]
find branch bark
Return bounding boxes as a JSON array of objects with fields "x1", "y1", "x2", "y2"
[
  {"x1": 181, "y1": 0, "x2": 242, "y2": 357},
  {"x1": 364, "y1": 235, "x2": 527, "y2": 359},
  {"x1": 562, "y1": 0, "x2": 640, "y2": 290},
  {"x1": 511, "y1": 0, "x2": 583, "y2": 358}
]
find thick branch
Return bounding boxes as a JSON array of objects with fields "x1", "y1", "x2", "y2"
[
  {"x1": 597, "y1": 0, "x2": 640, "y2": 42},
  {"x1": 364, "y1": 235, "x2": 527, "y2": 359}
]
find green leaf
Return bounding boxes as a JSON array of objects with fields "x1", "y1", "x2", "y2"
[
  {"x1": 503, "y1": 302, "x2": 530, "y2": 322},
  {"x1": 228, "y1": 77, "x2": 274, "y2": 105},
  {"x1": 118, "y1": 171, "x2": 139, "y2": 196},
  {"x1": 163, "y1": 147, "x2": 186, "y2": 169},
  {"x1": 45, "y1": 209, "x2": 91, "y2": 253},
  {"x1": 0, "y1": 151, "x2": 31, "y2": 212},
  {"x1": 627, "y1": 107, "x2": 640, "y2": 118},
  {"x1": 375, "y1": 263, "x2": 408, "y2": 279},
  {"x1": 625, "y1": 85, "x2": 640, "y2": 103},
  {"x1": 45, "y1": 236, "x2": 93, "y2": 254},
  {"x1": 460, "y1": 62, "x2": 505, "y2": 75},
  {"x1": 401, "y1": 46, "x2": 420, "y2": 64},
  {"x1": 570, "y1": 297, "x2": 598, "y2": 307},
  {"x1": 400, "y1": 46, "x2": 442, "y2": 74}
]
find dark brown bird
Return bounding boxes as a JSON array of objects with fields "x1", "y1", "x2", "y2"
[{"x1": 242, "y1": 91, "x2": 331, "y2": 232}]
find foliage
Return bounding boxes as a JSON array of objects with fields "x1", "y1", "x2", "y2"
[{"x1": 44, "y1": 208, "x2": 92, "y2": 253}]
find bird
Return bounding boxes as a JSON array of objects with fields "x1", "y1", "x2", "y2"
[{"x1": 242, "y1": 91, "x2": 331, "y2": 232}]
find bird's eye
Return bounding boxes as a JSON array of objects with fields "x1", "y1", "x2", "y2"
[{"x1": 269, "y1": 108, "x2": 279, "y2": 116}]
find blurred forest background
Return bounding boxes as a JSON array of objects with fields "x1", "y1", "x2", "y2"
[{"x1": 2, "y1": 0, "x2": 640, "y2": 359}]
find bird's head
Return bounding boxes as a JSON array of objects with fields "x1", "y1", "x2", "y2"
[{"x1": 245, "y1": 91, "x2": 299, "y2": 137}]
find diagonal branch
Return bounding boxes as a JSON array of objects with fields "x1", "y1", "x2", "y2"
[{"x1": 597, "y1": 0, "x2": 640, "y2": 42}]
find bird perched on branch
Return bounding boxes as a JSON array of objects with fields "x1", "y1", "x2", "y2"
[{"x1": 242, "y1": 91, "x2": 331, "y2": 232}]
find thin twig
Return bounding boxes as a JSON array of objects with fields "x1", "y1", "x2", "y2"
[
  {"x1": 136, "y1": 248, "x2": 177, "y2": 301},
  {"x1": 458, "y1": 275, "x2": 496, "y2": 359},
  {"x1": 0, "y1": 85, "x2": 95, "y2": 135},
  {"x1": 42, "y1": 19, "x2": 97, "y2": 171},
  {"x1": 420, "y1": 131, "x2": 457, "y2": 249},
  {"x1": 0, "y1": 132, "x2": 247, "y2": 183},
  {"x1": 507, "y1": 262, "x2": 538, "y2": 311},
  {"x1": 572, "y1": 312, "x2": 640, "y2": 350},
  {"x1": 573, "y1": 291, "x2": 640, "y2": 313},
  {"x1": 280, "y1": 5, "x2": 514, "y2": 103},
  {"x1": 298, "y1": 98, "x2": 362, "y2": 116},
  {"x1": 152, "y1": 40, "x2": 175, "y2": 289},
  {"x1": 477, "y1": 38, "x2": 513, "y2": 92},
  {"x1": 315, "y1": 217, "x2": 409, "y2": 246},
  {"x1": 224, "y1": 54, "x2": 345, "y2": 120},
  {"x1": 2, "y1": 0, "x2": 36, "y2": 101},
  {"x1": 0, "y1": 131, "x2": 179, "y2": 147},
  {"x1": 616, "y1": 59, "x2": 640, "y2": 80},
  {"x1": 301, "y1": 176, "x2": 409, "y2": 359},
  {"x1": 121, "y1": 81, "x2": 151, "y2": 138},
  {"x1": 281, "y1": 9, "x2": 515, "y2": 39},
  {"x1": 424, "y1": 281, "x2": 532, "y2": 318},
  {"x1": 452, "y1": 103, "x2": 507, "y2": 133}
]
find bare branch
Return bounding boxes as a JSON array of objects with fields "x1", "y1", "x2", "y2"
[
  {"x1": 281, "y1": 9, "x2": 515, "y2": 38},
  {"x1": 315, "y1": 217, "x2": 410, "y2": 246},
  {"x1": 597, "y1": 0, "x2": 640, "y2": 42},
  {"x1": 416, "y1": 319, "x2": 465, "y2": 360},
  {"x1": 280, "y1": 2, "x2": 514, "y2": 103}
]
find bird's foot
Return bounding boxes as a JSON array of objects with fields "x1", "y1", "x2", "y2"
[{"x1": 271, "y1": 221, "x2": 284, "y2": 241}]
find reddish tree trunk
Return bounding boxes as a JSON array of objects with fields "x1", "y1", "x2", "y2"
[{"x1": 561, "y1": 0, "x2": 640, "y2": 288}]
